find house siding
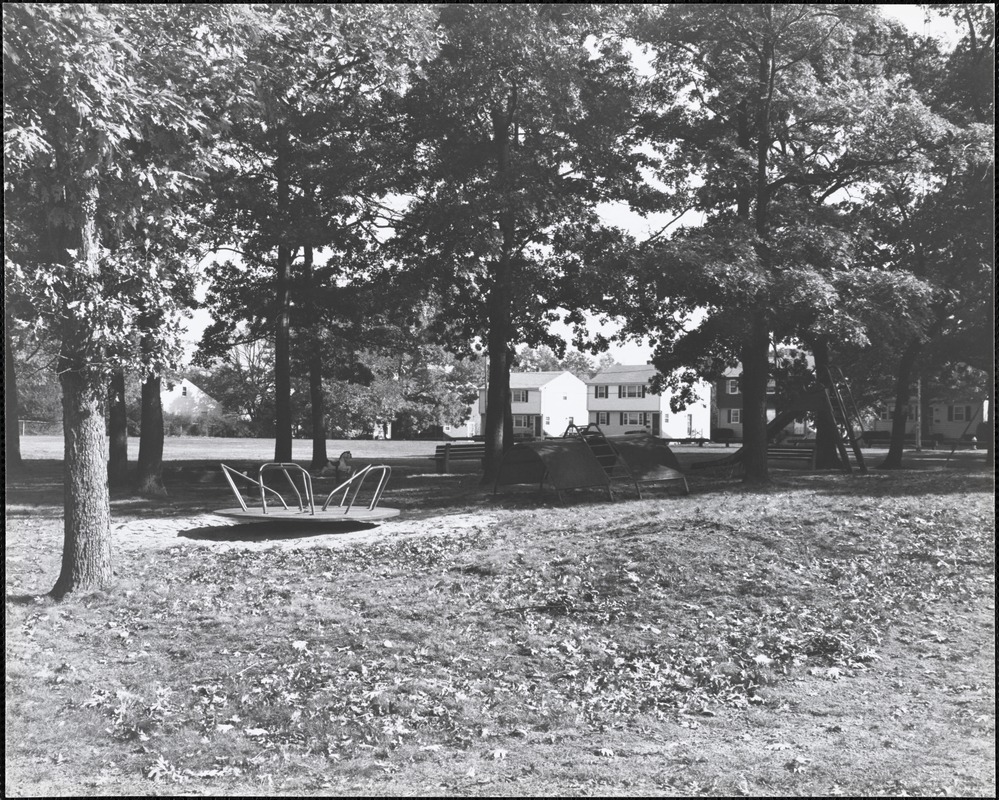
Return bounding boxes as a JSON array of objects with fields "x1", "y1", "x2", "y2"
[
  {"x1": 479, "y1": 371, "x2": 587, "y2": 438},
  {"x1": 587, "y1": 366, "x2": 711, "y2": 438},
  {"x1": 867, "y1": 400, "x2": 989, "y2": 440}
]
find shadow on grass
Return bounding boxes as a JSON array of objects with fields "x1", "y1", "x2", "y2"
[
  {"x1": 178, "y1": 520, "x2": 377, "y2": 542},
  {"x1": 5, "y1": 592, "x2": 57, "y2": 606}
]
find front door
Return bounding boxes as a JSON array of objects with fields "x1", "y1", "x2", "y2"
[
  {"x1": 651, "y1": 413, "x2": 660, "y2": 436},
  {"x1": 534, "y1": 416, "x2": 543, "y2": 437}
]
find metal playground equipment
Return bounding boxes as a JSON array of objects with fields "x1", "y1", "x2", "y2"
[{"x1": 215, "y1": 462, "x2": 400, "y2": 524}]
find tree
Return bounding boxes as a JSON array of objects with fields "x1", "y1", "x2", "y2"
[
  {"x1": 394, "y1": 4, "x2": 656, "y2": 482},
  {"x1": 611, "y1": 4, "x2": 954, "y2": 483},
  {"x1": 4, "y1": 308, "x2": 25, "y2": 467},
  {"x1": 513, "y1": 344, "x2": 596, "y2": 379},
  {"x1": 836, "y1": 6, "x2": 994, "y2": 468},
  {"x1": 4, "y1": 4, "x2": 251, "y2": 596},
  {"x1": 199, "y1": 5, "x2": 438, "y2": 463}
]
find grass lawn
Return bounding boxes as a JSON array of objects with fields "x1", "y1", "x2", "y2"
[{"x1": 5, "y1": 440, "x2": 995, "y2": 796}]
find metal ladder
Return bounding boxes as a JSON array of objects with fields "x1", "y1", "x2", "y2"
[
  {"x1": 823, "y1": 368, "x2": 867, "y2": 474},
  {"x1": 564, "y1": 423, "x2": 642, "y2": 500}
]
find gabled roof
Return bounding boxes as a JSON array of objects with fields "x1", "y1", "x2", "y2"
[
  {"x1": 480, "y1": 371, "x2": 578, "y2": 390},
  {"x1": 509, "y1": 371, "x2": 574, "y2": 389},
  {"x1": 587, "y1": 364, "x2": 656, "y2": 385}
]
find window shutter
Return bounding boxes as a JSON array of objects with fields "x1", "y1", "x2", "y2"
[
  {"x1": 642, "y1": 386, "x2": 647, "y2": 397},
  {"x1": 617, "y1": 386, "x2": 622, "y2": 398},
  {"x1": 726, "y1": 409, "x2": 731, "y2": 424},
  {"x1": 947, "y1": 405, "x2": 954, "y2": 422},
  {"x1": 620, "y1": 412, "x2": 625, "y2": 426}
]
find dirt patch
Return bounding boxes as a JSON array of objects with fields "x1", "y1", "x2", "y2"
[{"x1": 112, "y1": 511, "x2": 501, "y2": 552}]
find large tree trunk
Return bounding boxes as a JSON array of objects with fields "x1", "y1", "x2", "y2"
[
  {"x1": 53, "y1": 355, "x2": 113, "y2": 598},
  {"x1": 136, "y1": 370, "x2": 166, "y2": 496},
  {"x1": 107, "y1": 369, "x2": 129, "y2": 486},
  {"x1": 274, "y1": 140, "x2": 293, "y2": 463},
  {"x1": 986, "y1": 253, "x2": 996, "y2": 470},
  {"x1": 5, "y1": 309, "x2": 23, "y2": 469},
  {"x1": 879, "y1": 339, "x2": 920, "y2": 469},
  {"x1": 741, "y1": 24, "x2": 776, "y2": 486},
  {"x1": 740, "y1": 315, "x2": 770, "y2": 485},
  {"x1": 303, "y1": 245, "x2": 328, "y2": 469},
  {"x1": 811, "y1": 339, "x2": 843, "y2": 469},
  {"x1": 482, "y1": 328, "x2": 512, "y2": 485},
  {"x1": 481, "y1": 93, "x2": 518, "y2": 485},
  {"x1": 52, "y1": 178, "x2": 113, "y2": 598}
]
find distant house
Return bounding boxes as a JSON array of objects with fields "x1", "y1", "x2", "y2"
[
  {"x1": 161, "y1": 379, "x2": 221, "y2": 434},
  {"x1": 443, "y1": 402, "x2": 480, "y2": 439},
  {"x1": 586, "y1": 364, "x2": 711, "y2": 438},
  {"x1": 478, "y1": 371, "x2": 588, "y2": 438},
  {"x1": 866, "y1": 398, "x2": 990, "y2": 440},
  {"x1": 712, "y1": 366, "x2": 809, "y2": 439}
]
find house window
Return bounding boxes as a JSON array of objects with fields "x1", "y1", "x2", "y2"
[
  {"x1": 512, "y1": 389, "x2": 528, "y2": 403},
  {"x1": 727, "y1": 379, "x2": 739, "y2": 395},
  {"x1": 620, "y1": 411, "x2": 646, "y2": 426},
  {"x1": 728, "y1": 409, "x2": 742, "y2": 424},
  {"x1": 594, "y1": 385, "x2": 608, "y2": 399},
  {"x1": 182, "y1": 386, "x2": 188, "y2": 397},
  {"x1": 766, "y1": 379, "x2": 776, "y2": 393},
  {"x1": 545, "y1": 416, "x2": 550, "y2": 425},
  {"x1": 950, "y1": 405, "x2": 969, "y2": 422},
  {"x1": 619, "y1": 385, "x2": 645, "y2": 398},
  {"x1": 663, "y1": 414, "x2": 669, "y2": 424},
  {"x1": 879, "y1": 408, "x2": 890, "y2": 420},
  {"x1": 597, "y1": 411, "x2": 609, "y2": 426},
  {"x1": 513, "y1": 415, "x2": 529, "y2": 428}
]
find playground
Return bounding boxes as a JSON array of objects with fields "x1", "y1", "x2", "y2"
[{"x1": 5, "y1": 437, "x2": 995, "y2": 797}]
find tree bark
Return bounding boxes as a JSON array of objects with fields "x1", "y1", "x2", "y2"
[
  {"x1": 5, "y1": 309, "x2": 23, "y2": 469},
  {"x1": 53, "y1": 355, "x2": 113, "y2": 598},
  {"x1": 740, "y1": 315, "x2": 771, "y2": 484},
  {"x1": 51, "y1": 175, "x2": 113, "y2": 597},
  {"x1": 986, "y1": 249, "x2": 996, "y2": 469},
  {"x1": 136, "y1": 369, "x2": 166, "y2": 496},
  {"x1": 811, "y1": 339, "x2": 843, "y2": 469},
  {"x1": 738, "y1": 29, "x2": 777, "y2": 486},
  {"x1": 274, "y1": 137, "x2": 293, "y2": 463},
  {"x1": 481, "y1": 93, "x2": 518, "y2": 485},
  {"x1": 107, "y1": 369, "x2": 129, "y2": 485},
  {"x1": 303, "y1": 244, "x2": 328, "y2": 469},
  {"x1": 879, "y1": 339, "x2": 920, "y2": 469}
]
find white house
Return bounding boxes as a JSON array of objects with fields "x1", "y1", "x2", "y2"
[
  {"x1": 443, "y1": 402, "x2": 480, "y2": 439},
  {"x1": 586, "y1": 364, "x2": 711, "y2": 438},
  {"x1": 161, "y1": 379, "x2": 220, "y2": 419},
  {"x1": 867, "y1": 398, "x2": 989, "y2": 440},
  {"x1": 478, "y1": 371, "x2": 588, "y2": 438}
]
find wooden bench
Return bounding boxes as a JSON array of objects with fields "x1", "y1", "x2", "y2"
[
  {"x1": 767, "y1": 443, "x2": 817, "y2": 467},
  {"x1": 434, "y1": 442, "x2": 486, "y2": 473}
]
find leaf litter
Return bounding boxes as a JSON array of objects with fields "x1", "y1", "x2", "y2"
[{"x1": 4, "y1": 465, "x2": 995, "y2": 796}]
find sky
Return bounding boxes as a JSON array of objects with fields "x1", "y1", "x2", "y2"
[{"x1": 180, "y1": 5, "x2": 962, "y2": 370}]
